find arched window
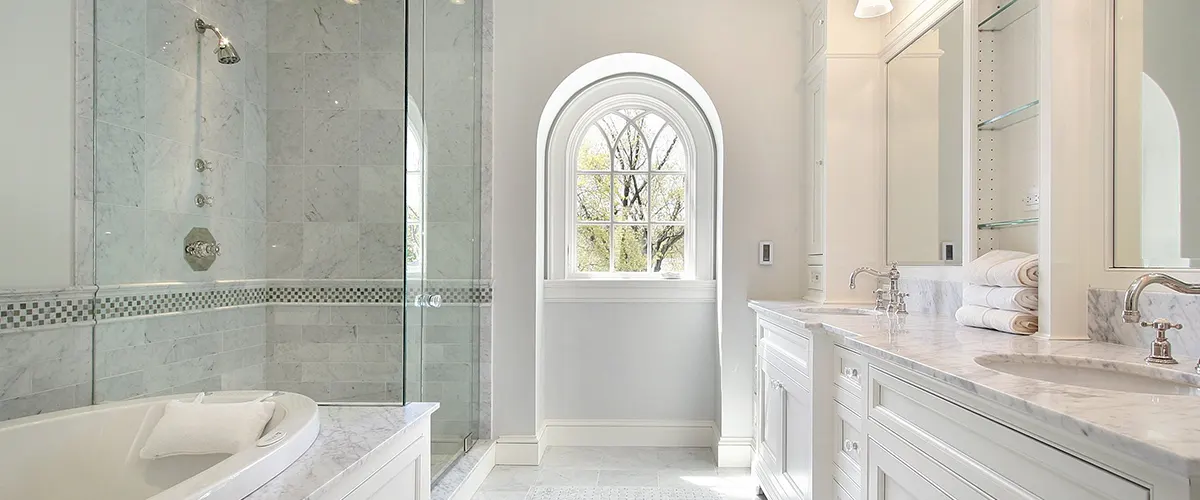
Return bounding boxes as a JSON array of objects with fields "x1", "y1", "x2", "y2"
[
  {"x1": 406, "y1": 96, "x2": 426, "y2": 273},
  {"x1": 545, "y1": 62, "x2": 717, "y2": 280}
]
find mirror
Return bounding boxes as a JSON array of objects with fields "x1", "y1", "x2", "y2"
[
  {"x1": 1113, "y1": 0, "x2": 1200, "y2": 268},
  {"x1": 885, "y1": 6, "x2": 966, "y2": 266}
]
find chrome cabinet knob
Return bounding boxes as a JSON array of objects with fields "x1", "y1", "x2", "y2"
[
  {"x1": 770, "y1": 380, "x2": 783, "y2": 389},
  {"x1": 842, "y1": 367, "x2": 860, "y2": 380},
  {"x1": 843, "y1": 439, "x2": 859, "y2": 454}
]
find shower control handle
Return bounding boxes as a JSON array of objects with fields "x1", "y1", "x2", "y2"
[
  {"x1": 195, "y1": 194, "x2": 215, "y2": 207},
  {"x1": 428, "y1": 294, "x2": 443, "y2": 308},
  {"x1": 195, "y1": 159, "x2": 214, "y2": 172}
]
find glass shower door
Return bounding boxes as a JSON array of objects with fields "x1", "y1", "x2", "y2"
[{"x1": 407, "y1": 0, "x2": 483, "y2": 480}]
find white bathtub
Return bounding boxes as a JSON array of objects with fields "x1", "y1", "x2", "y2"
[{"x1": 0, "y1": 391, "x2": 319, "y2": 500}]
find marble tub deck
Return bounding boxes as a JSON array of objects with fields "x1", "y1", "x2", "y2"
[
  {"x1": 246, "y1": 402, "x2": 439, "y2": 500},
  {"x1": 750, "y1": 300, "x2": 1200, "y2": 476}
]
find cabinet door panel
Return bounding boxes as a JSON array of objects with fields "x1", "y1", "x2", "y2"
[
  {"x1": 782, "y1": 375, "x2": 813, "y2": 500},
  {"x1": 758, "y1": 364, "x2": 785, "y2": 474}
]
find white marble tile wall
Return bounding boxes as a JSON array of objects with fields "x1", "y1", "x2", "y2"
[
  {"x1": 91, "y1": 0, "x2": 268, "y2": 285},
  {"x1": 423, "y1": 0, "x2": 484, "y2": 282},
  {"x1": 265, "y1": 304, "x2": 406, "y2": 401},
  {"x1": 898, "y1": 278, "x2": 964, "y2": 317},
  {"x1": 92, "y1": 305, "x2": 268, "y2": 402},
  {"x1": 0, "y1": 326, "x2": 93, "y2": 421},
  {"x1": 265, "y1": 0, "x2": 413, "y2": 280},
  {"x1": 421, "y1": 305, "x2": 479, "y2": 440},
  {"x1": 1089, "y1": 288, "x2": 1200, "y2": 360}
]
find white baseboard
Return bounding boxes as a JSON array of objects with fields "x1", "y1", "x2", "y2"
[
  {"x1": 447, "y1": 442, "x2": 497, "y2": 500},
  {"x1": 716, "y1": 436, "x2": 754, "y2": 468},
  {"x1": 494, "y1": 425, "x2": 547, "y2": 465},
  {"x1": 541, "y1": 419, "x2": 717, "y2": 447}
]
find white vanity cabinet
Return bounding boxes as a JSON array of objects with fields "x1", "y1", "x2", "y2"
[
  {"x1": 749, "y1": 310, "x2": 1177, "y2": 500},
  {"x1": 753, "y1": 317, "x2": 815, "y2": 500}
]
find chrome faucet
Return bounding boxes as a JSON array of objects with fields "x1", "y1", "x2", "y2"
[
  {"x1": 1122, "y1": 273, "x2": 1200, "y2": 367},
  {"x1": 850, "y1": 263, "x2": 908, "y2": 314}
]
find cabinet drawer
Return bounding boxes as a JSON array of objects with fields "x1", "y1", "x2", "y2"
[
  {"x1": 833, "y1": 401, "x2": 863, "y2": 485},
  {"x1": 866, "y1": 427, "x2": 987, "y2": 500},
  {"x1": 833, "y1": 346, "x2": 865, "y2": 402},
  {"x1": 869, "y1": 366, "x2": 1149, "y2": 500},
  {"x1": 758, "y1": 319, "x2": 811, "y2": 379}
]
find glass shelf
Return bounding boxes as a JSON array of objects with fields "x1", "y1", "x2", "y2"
[
  {"x1": 978, "y1": 100, "x2": 1039, "y2": 131},
  {"x1": 978, "y1": 0, "x2": 1039, "y2": 32},
  {"x1": 978, "y1": 218, "x2": 1038, "y2": 230}
]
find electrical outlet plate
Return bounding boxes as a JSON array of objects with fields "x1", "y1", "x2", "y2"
[{"x1": 1023, "y1": 188, "x2": 1040, "y2": 211}]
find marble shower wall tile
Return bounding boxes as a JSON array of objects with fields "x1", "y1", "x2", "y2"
[
  {"x1": 91, "y1": 0, "x2": 268, "y2": 286},
  {"x1": 0, "y1": 326, "x2": 93, "y2": 422},
  {"x1": 92, "y1": 306, "x2": 268, "y2": 402},
  {"x1": 265, "y1": 304, "x2": 406, "y2": 402},
  {"x1": 1089, "y1": 289, "x2": 1200, "y2": 360},
  {"x1": 898, "y1": 278, "x2": 963, "y2": 318}
]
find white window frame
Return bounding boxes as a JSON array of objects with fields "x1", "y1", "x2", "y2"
[{"x1": 547, "y1": 75, "x2": 716, "y2": 281}]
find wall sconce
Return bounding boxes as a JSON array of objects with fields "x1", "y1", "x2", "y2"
[{"x1": 854, "y1": 0, "x2": 894, "y2": 18}]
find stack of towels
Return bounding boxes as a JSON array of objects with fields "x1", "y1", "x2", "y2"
[{"x1": 955, "y1": 250, "x2": 1039, "y2": 335}]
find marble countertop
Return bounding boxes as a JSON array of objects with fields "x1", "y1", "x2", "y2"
[
  {"x1": 749, "y1": 300, "x2": 1200, "y2": 476},
  {"x1": 246, "y1": 402, "x2": 439, "y2": 500}
]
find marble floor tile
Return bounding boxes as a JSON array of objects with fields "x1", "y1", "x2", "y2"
[{"x1": 472, "y1": 447, "x2": 757, "y2": 500}]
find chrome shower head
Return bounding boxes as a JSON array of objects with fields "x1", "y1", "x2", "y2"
[
  {"x1": 215, "y1": 40, "x2": 240, "y2": 64},
  {"x1": 195, "y1": 18, "x2": 240, "y2": 65}
]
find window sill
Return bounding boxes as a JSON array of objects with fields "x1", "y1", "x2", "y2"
[{"x1": 543, "y1": 279, "x2": 717, "y2": 303}]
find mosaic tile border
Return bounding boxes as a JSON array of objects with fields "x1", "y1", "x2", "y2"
[{"x1": 0, "y1": 282, "x2": 493, "y2": 331}]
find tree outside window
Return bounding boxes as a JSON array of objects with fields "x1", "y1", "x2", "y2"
[{"x1": 573, "y1": 108, "x2": 688, "y2": 274}]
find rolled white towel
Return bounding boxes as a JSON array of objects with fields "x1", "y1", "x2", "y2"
[
  {"x1": 955, "y1": 305, "x2": 1038, "y2": 335},
  {"x1": 963, "y1": 284, "x2": 1038, "y2": 313},
  {"x1": 964, "y1": 250, "x2": 1039, "y2": 287}
]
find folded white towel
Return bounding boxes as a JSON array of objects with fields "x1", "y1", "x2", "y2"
[
  {"x1": 955, "y1": 305, "x2": 1038, "y2": 335},
  {"x1": 963, "y1": 284, "x2": 1038, "y2": 313},
  {"x1": 964, "y1": 250, "x2": 1039, "y2": 287}
]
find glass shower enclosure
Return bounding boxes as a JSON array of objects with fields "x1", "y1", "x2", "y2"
[{"x1": 86, "y1": 0, "x2": 482, "y2": 481}]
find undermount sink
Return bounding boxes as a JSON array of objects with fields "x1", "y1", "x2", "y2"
[
  {"x1": 975, "y1": 354, "x2": 1200, "y2": 395},
  {"x1": 791, "y1": 306, "x2": 883, "y2": 316}
]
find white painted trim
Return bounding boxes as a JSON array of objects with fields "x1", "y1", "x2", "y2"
[
  {"x1": 446, "y1": 442, "x2": 497, "y2": 500},
  {"x1": 494, "y1": 427, "x2": 546, "y2": 466},
  {"x1": 543, "y1": 280, "x2": 717, "y2": 303},
  {"x1": 541, "y1": 419, "x2": 717, "y2": 447},
  {"x1": 716, "y1": 436, "x2": 754, "y2": 468}
]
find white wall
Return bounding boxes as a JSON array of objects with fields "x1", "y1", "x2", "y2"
[
  {"x1": 493, "y1": 0, "x2": 804, "y2": 441},
  {"x1": 544, "y1": 302, "x2": 717, "y2": 420},
  {"x1": 0, "y1": 2, "x2": 75, "y2": 289}
]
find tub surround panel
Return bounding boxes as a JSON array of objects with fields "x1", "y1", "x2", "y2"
[
  {"x1": 1089, "y1": 288, "x2": 1200, "y2": 360},
  {"x1": 751, "y1": 300, "x2": 1200, "y2": 475},
  {"x1": 245, "y1": 402, "x2": 438, "y2": 500}
]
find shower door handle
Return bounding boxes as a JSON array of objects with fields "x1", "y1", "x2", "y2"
[{"x1": 413, "y1": 294, "x2": 443, "y2": 308}]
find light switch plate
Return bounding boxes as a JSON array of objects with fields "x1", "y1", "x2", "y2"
[{"x1": 759, "y1": 241, "x2": 774, "y2": 266}]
